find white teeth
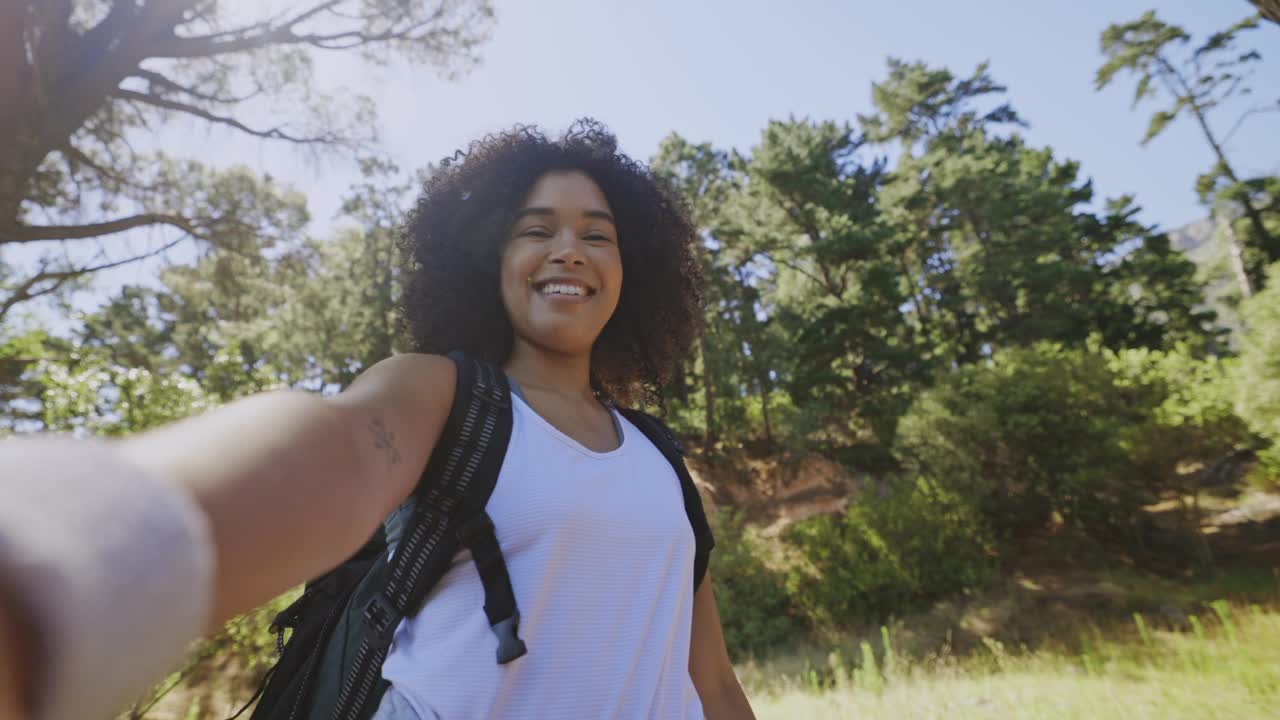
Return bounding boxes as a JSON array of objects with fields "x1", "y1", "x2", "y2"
[{"x1": 541, "y1": 283, "x2": 587, "y2": 297}]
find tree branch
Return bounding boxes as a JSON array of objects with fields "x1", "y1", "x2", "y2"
[
  {"x1": 147, "y1": 10, "x2": 351, "y2": 58},
  {"x1": 282, "y1": 0, "x2": 347, "y2": 32},
  {"x1": 777, "y1": 191, "x2": 850, "y2": 297},
  {"x1": 58, "y1": 141, "x2": 133, "y2": 188},
  {"x1": 129, "y1": 67, "x2": 262, "y2": 105},
  {"x1": 776, "y1": 256, "x2": 841, "y2": 298},
  {"x1": 0, "y1": 235, "x2": 185, "y2": 320},
  {"x1": 150, "y1": 1, "x2": 451, "y2": 58},
  {"x1": 110, "y1": 88, "x2": 337, "y2": 144},
  {"x1": 1222, "y1": 103, "x2": 1280, "y2": 145},
  {"x1": 1, "y1": 213, "x2": 201, "y2": 243},
  {"x1": 192, "y1": 0, "x2": 343, "y2": 45}
]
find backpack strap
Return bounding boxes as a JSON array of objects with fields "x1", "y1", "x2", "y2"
[
  {"x1": 330, "y1": 352, "x2": 520, "y2": 720},
  {"x1": 452, "y1": 362, "x2": 526, "y2": 664},
  {"x1": 616, "y1": 409, "x2": 716, "y2": 592},
  {"x1": 457, "y1": 512, "x2": 526, "y2": 663}
]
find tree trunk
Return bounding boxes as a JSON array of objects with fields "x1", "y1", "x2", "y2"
[
  {"x1": 376, "y1": 229, "x2": 396, "y2": 361},
  {"x1": 0, "y1": 2, "x2": 155, "y2": 233},
  {"x1": 1251, "y1": 0, "x2": 1280, "y2": 26},
  {"x1": 699, "y1": 333, "x2": 717, "y2": 448},
  {"x1": 672, "y1": 360, "x2": 689, "y2": 404},
  {"x1": 1184, "y1": 87, "x2": 1277, "y2": 282},
  {"x1": 1175, "y1": 486, "x2": 1213, "y2": 570},
  {"x1": 757, "y1": 371, "x2": 774, "y2": 446},
  {"x1": 1223, "y1": 214, "x2": 1254, "y2": 300},
  {"x1": 0, "y1": 2, "x2": 37, "y2": 228}
]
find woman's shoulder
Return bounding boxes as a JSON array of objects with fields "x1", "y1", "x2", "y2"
[
  {"x1": 371, "y1": 351, "x2": 458, "y2": 380},
  {"x1": 332, "y1": 353, "x2": 458, "y2": 426}
]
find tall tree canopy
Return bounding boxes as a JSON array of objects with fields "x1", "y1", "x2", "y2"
[
  {"x1": 1097, "y1": 10, "x2": 1280, "y2": 296},
  {"x1": 0, "y1": 0, "x2": 493, "y2": 321},
  {"x1": 3, "y1": 163, "x2": 414, "y2": 433},
  {"x1": 656, "y1": 59, "x2": 1216, "y2": 458}
]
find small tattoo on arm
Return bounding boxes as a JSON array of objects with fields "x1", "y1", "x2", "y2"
[{"x1": 369, "y1": 418, "x2": 402, "y2": 467}]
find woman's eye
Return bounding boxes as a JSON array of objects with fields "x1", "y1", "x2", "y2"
[
  {"x1": 585, "y1": 233, "x2": 613, "y2": 244},
  {"x1": 521, "y1": 227, "x2": 552, "y2": 238}
]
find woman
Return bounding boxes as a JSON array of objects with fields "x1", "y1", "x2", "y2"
[{"x1": 0, "y1": 120, "x2": 754, "y2": 719}]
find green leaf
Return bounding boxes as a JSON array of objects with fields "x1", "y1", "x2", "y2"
[
  {"x1": 1133, "y1": 74, "x2": 1153, "y2": 107},
  {"x1": 1142, "y1": 110, "x2": 1177, "y2": 144}
]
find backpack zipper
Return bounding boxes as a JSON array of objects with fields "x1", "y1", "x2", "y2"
[{"x1": 285, "y1": 595, "x2": 346, "y2": 720}]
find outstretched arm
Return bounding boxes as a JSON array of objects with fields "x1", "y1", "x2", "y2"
[
  {"x1": 119, "y1": 352, "x2": 456, "y2": 627},
  {"x1": 0, "y1": 352, "x2": 455, "y2": 719}
]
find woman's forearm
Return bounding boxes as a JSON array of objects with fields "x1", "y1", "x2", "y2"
[{"x1": 117, "y1": 390, "x2": 387, "y2": 628}]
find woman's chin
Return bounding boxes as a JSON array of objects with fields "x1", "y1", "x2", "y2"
[{"x1": 516, "y1": 328, "x2": 599, "y2": 358}]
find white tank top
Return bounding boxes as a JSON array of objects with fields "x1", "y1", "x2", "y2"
[{"x1": 379, "y1": 392, "x2": 704, "y2": 719}]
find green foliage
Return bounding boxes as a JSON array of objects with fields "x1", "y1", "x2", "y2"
[
  {"x1": 654, "y1": 57, "x2": 1218, "y2": 456},
  {"x1": 897, "y1": 342, "x2": 1249, "y2": 543},
  {"x1": 33, "y1": 325, "x2": 298, "y2": 437},
  {"x1": 704, "y1": 115, "x2": 917, "y2": 448},
  {"x1": 130, "y1": 588, "x2": 302, "y2": 717},
  {"x1": 783, "y1": 478, "x2": 995, "y2": 628},
  {"x1": 0, "y1": 165, "x2": 416, "y2": 433},
  {"x1": 709, "y1": 512, "x2": 802, "y2": 660},
  {"x1": 1110, "y1": 345, "x2": 1251, "y2": 487},
  {"x1": 0, "y1": 328, "x2": 55, "y2": 432},
  {"x1": 2, "y1": 0, "x2": 495, "y2": 320},
  {"x1": 38, "y1": 355, "x2": 214, "y2": 436},
  {"x1": 873, "y1": 54, "x2": 1218, "y2": 361},
  {"x1": 652, "y1": 135, "x2": 758, "y2": 446},
  {"x1": 1235, "y1": 262, "x2": 1280, "y2": 479},
  {"x1": 896, "y1": 344, "x2": 1149, "y2": 538},
  {"x1": 1143, "y1": 108, "x2": 1178, "y2": 145},
  {"x1": 860, "y1": 58, "x2": 1023, "y2": 146},
  {"x1": 1097, "y1": 10, "x2": 1279, "y2": 291},
  {"x1": 212, "y1": 589, "x2": 303, "y2": 681},
  {"x1": 746, "y1": 604, "x2": 1280, "y2": 718}
]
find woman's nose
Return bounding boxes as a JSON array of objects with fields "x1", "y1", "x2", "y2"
[{"x1": 548, "y1": 230, "x2": 586, "y2": 265}]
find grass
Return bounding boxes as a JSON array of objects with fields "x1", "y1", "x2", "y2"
[{"x1": 738, "y1": 603, "x2": 1280, "y2": 719}]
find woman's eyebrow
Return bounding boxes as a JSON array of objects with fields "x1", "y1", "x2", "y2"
[{"x1": 513, "y1": 207, "x2": 616, "y2": 225}]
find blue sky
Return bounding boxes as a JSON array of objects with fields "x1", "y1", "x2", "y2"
[
  {"x1": 333, "y1": 0, "x2": 1279, "y2": 230},
  {"x1": 18, "y1": 0, "x2": 1280, "y2": 315}
]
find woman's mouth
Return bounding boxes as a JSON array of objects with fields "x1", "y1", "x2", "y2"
[{"x1": 532, "y1": 279, "x2": 597, "y2": 303}]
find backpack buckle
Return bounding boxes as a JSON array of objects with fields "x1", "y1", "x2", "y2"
[
  {"x1": 492, "y1": 611, "x2": 527, "y2": 664},
  {"x1": 363, "y1": 592, "x2": 400, "y2": 651}
]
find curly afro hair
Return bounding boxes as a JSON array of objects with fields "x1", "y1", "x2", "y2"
[{"x1": 399, "y1": 119, "x2": 703, "y2": 406}]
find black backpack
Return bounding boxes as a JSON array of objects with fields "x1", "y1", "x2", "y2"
[{"x1": 235, "y1": 352, "x2": 715, "y2": 720}]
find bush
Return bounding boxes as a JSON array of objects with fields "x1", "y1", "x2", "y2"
[
  {"x1": 39, "y1": 358, "x2": 213, "y2": 436},
  {"x1": 1110, "y1": 346, "x2": 1251, "y2": 489},
  {"x1": 894, "y1": 343, "x2": 1144, "y2": 539},
  {"x1": 783, "y1": 477, "x2": 995, "y2": 628},
  {"x1": 709, "y1": 511, "x2": 802, "y2": 660},
  {"x1": 1235, "y1": 262, "x2": 1280, "y2": 483},
  {"x1": 895, "y1": 341, "x2": 1251, "y2": 548}
]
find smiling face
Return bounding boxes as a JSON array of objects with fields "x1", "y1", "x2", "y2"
[{"x1": 500, "y1": 170, "x2": 623, "y2": 359}]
